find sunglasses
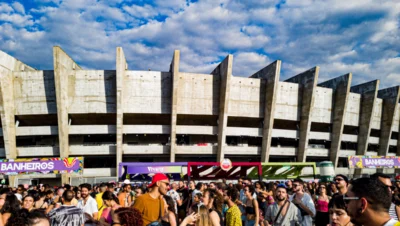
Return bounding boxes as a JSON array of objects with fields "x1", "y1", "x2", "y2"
[
  {"x1": 293, "y1": 184, "x2": 300, "y2": 187},
  {"x1": 386, "y1": 185, "x2": 396, "y2": 190},
  {"x1": 343, "y1": 195, "x2": 360, "y2": 204},
  {"x1": 334, "y1": 178, "x2": 344, "y2": 182}
]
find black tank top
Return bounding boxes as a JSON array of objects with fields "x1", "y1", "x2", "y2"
[{"x1": 161, "y1": 220, "x2": 171, "y2": 226}]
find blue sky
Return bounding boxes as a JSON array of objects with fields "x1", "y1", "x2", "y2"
[{"x1": 0, "y1": 0, "x2": 399, "y2": 87}]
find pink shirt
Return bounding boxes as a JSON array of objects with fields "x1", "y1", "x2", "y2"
[
  {"x1": 316, "y1": 200, "x2": 329, "y2": 212},
  {"x1": 101, "y1": 205, "x2": 121, "y2": 223}
]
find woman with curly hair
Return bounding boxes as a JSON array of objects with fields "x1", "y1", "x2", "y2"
[
  {"x1": 203, "y1": 189, "x2": 223, "y2": 226},
  {"x1": 112, "y1": 207, "x2": 143, "y2": 226},
  {"x1": 1, "y1": 193, "x2": 21, "y2": 225}
]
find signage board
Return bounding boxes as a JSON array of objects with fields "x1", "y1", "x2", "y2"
[
  {"x1": 348, "y1": 156, "x2": 400, "y2": 169},
  {"x1": 127, "y1": 166, "x2": 182, "y2": 174},
  {"x1": 0, "y1": 157, "x2": 83, "y2": 175},
  {"x1": 220, "y1": 159, "x2": 232, "y2": 171}
]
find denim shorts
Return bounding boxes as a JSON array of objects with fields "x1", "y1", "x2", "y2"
[{"x1": 245, "y1": 220, "x2": 259, "y2": 226}]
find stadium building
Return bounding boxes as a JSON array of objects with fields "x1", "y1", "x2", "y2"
[{"x1": 0, "y1": 47, "x2": 399, "y2": 185}]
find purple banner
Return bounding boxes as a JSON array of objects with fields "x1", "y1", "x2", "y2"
[
  {"x1": 348, "y1": 156, "x2": 400, "y2": 169},
  {"x1": 127, "y1": 166, "x2": 182, "y2": 174},
  {"x1": 0, "y1": 157, "x2": 83, "y2": 175}
]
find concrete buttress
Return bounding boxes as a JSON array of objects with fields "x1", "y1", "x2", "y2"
[
  {"x1": 169, "y1": 50, "x2": 180, "y2": 162},
  {"x1": 250, "y1": 60, "x2": 281, "y2": 162},
  {"x1": 319, "y1": 73, "x2": 352, "y2": 168},
  {"x1": 285, "y1": 67, "x2": 319, "y2": 162},
  {"x1": 211, "y1": 55, "x2": 233, "y2": 162}
]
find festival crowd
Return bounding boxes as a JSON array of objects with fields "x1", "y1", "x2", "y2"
[{"x1": 0, "y1": 173, "x2": 400, "y2": 226}]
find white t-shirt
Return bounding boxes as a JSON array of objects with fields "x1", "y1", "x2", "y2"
[
  {"x1": 15, "y1": 193, "x2": 22, "y2": 201},
  {"x1": 77, "y1": 196, "x2": 98, "y2": 217},
  {"x1": 166, "y1": 189, "x2": 181, "y2": 214},
  {"x1": 289, "y1": 193, "x2": 316, "y2": 226}
]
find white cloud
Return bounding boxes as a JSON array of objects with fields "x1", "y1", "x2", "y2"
[
  {"x1": 30, "y1": 6, "x2": 57, "y2": 14},
  {"x1": 0, "y1": 13, "x2": 33, "y2": 27},
  {"x1": 12, "y1": 2, "x2": 25, "y2": 14},
  {"x1": 0, "y1": 0, "x2": 399, "y2": 89},
  {"x1": 233, "y1": 52, "x2": 270, "y2": 76},
  {"x1": 328, "y1": 50, "x2": 357, "y2": 61},
  {"x1": 34, "y1": 0, "x2": 61, "y2": 3},
  {"x1": 387, "y1": 73, "x2": 400, "y2": 83},
  {"x1": 0, "y1": 3, "x2": 14, "y2": 13},
  {"x1": 122, "y1": 4, "x2": 158, "y2": 19}
]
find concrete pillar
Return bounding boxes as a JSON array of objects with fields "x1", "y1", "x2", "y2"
[
  {"x1": 211, "y1": 55, "x2": 233, "y2": 162},
  {"x1": 0, "y1": 50, "x2": 35, "y2": 186},
  {"x1": 350, "y1": 80, "x2": 379, "y2": 177},
  {"x1": 169, "y1": 50, "x2": 180, "y2": 162},
  {"x1": 0, "y1": 67, "x2": 17, "y2": 186},
  {"x1": 397, "y1": 112, "x2": 400, "y2": 156},
  {"x1": 377, "y1": 86, "x2": 400, "y2": 156},
  {"x1": 116, "y1": 47, "x2": 126, "y2": 176},
  {"x1": 285, "y1": 67, "x2": 319, "y2": 162},
  {"x1": 250, "y1": 60, "x2": 281, "y2": 162},
  {"x1": 319, "y1": 74, "x2": 352, "y2": 168},
  {"x1": 53, "y1": 46, "x2": 81, "y2": 184},
  {"x1": 0, "y1": 67, "x2": 16, "y2": 160}
]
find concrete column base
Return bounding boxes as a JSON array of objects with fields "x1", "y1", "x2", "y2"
[
  {"x1": 61, "y1": 174, "x2": 70, "y2": 185},
  {"x1": 8, "y1": 175, "x2": 17, "y2": 187},
  {"x1": 353, "y1": 169, "x2": 363, "y2": 178}
]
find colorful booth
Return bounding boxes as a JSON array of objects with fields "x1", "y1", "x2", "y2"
[
  {"x1": 119, "y1": 162, "x2": 187, "y2": 181},
  {"x1": 119, "y1": 161, "x2": 263, "y2": 182},
  {"x1": 248, "y1": 162, "x2": 317, "y2": 180},
  {"x1": 187, "y1": 162, "x2": 262, "y2": 181}
]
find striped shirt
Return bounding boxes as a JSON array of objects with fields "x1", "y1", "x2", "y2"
[
  {"x1": 390, "y1": 203, "x2": 399, "y2": 221},
  {"x1": 48, "y1": 205, "x2": 85, "y2": 226}
]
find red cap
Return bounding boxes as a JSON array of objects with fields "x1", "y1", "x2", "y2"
[
  {"x1": 148, "y1": 173, "x2": 169, "y2": 188},
  {"x1": 396, "y1": 175, "x2": 400, "y2": 181}
]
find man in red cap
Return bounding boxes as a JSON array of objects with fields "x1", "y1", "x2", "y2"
[{"x1": 133, "y1": 173, "x2": 170, "y2": 226}]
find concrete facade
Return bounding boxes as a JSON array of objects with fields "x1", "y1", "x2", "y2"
[
  {"x1": 250, "y1": 61, "x2": 281, "y2": 162},
  {"x1": 319, "y1": 74, "x2": 352, "y2": 168},
  {"x1": 285, "y1": 67, "x2": 319, "y2": 162},
  {"x1": 0, "y1": 47, "x2": 399, "y2": 183},
  {"x1": 351, "y1": 80, "x2": 380, "y2": 177}
]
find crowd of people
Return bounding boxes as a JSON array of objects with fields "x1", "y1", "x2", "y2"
[{"x1": 0, "y1": 172, "x2": 400, "y2": 226}]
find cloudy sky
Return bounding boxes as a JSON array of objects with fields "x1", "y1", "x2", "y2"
[{"x1": 0, "y1": 0, "x2": 399, "y2": 87}]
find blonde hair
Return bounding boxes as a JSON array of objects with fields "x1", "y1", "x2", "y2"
[{"x1": 197, "y1": 205, "x2": 212, "y2": 226}]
